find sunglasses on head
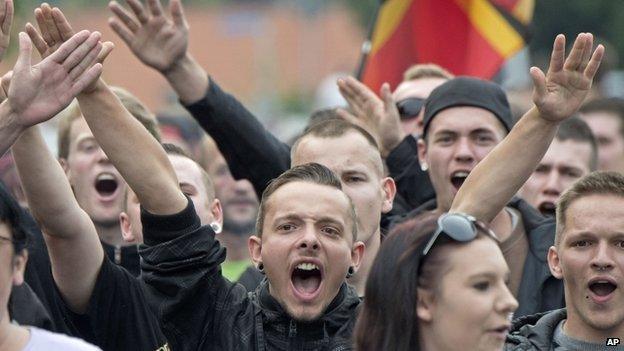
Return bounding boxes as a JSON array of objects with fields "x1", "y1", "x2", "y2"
[
  {"x1": 396, "y1": 97, "x2": 425, "y2": 121},
  {"x1": 422, "y1": 212, "x2": 499, "y2": 256}
]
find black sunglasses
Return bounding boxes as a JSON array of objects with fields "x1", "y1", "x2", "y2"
[
  {"x1": 422, "y1": 212, "x2": 499, "y2": 255},
  {"x1": 396, "y1": 97, "x2": 425, "y2": 121}
]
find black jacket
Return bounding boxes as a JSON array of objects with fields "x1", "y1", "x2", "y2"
[
  {"x1": 393, "y1": 197, "x2": 564, "y2": 318},
  {"x1": 140, "y1": 199, "x2": 359, "y2": 351},
  {"x1": 504, "y1": 309, "x2": 567, "y2": 350}
]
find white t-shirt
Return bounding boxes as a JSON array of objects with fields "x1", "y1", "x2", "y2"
[{"x1": 22, "y1": 327, "x2": 101, "y2": 351}]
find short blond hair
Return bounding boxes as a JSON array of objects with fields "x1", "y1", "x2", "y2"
[
  {"x1": 57, "y1": 86, "x2": 161, "y2": 159},
  {"x1": 555, "y1": 171, "x2": 624, "y2": 246},
  {"x1": 402, "y1": 63, "x2": 454, "y2": 82}
]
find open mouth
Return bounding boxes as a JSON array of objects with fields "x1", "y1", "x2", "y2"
[
  {"x1": 450, "y1": 171, "x2": 470, "y2": 191},
  {"x1": 94, "y1": 173, "x2": 119, "y2": 199},
  {"x1": 589, "y1": 281, "x2": 617, "y2": 297},
  {"x1": 291, "y1": 262, "x2": 323, "y2": 299},
  {"x1": 538, "y1": 202, "x2": 556, "y2": 217}
]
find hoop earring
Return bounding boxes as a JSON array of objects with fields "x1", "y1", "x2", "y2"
[{"x1": 258, "y1": 262, "x2": 265, "y2": 275}]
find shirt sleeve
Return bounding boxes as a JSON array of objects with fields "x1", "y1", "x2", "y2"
[
  {"x1": 139, "y1": 197, "x2": 248, "y2": 351},
  {"x1": 61, "y1": 257, "x2": 169, "y2": 351},
  {"x1": 183, "y1": 77, "x2": 291, "y2": 198}
]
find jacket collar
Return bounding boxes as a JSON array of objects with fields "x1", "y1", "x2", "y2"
[{"x1": 506, "y1": 308, "x2": 567, "y2": 348}]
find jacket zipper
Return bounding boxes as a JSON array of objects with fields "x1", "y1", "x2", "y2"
[{"x1": 288, "y1": 319, "x2": 297, "y2": 338}]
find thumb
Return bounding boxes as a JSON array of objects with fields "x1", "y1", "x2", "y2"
[
  {"x1": 1, "y1": 70, "x2": 12, "y2": 93},
  {"x1": 15, "y1": 32, "x2": 33, "y2": 73},
  {"x1": 380, "y1": 82, "x2": 394, "y2": 110},
  {"x1": 530, "y1": 66, "x2": 547, "y2": 100}
]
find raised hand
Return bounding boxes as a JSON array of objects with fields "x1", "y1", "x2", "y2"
[
  {"x1": 336, "y1": 76, "x2": 404, "y2": 157},
  {"x1": 0, "y1": 0, "x2": 13, "y2": 61},
  {"x1": 108, "y1": 0, "x2": 189, "y2": 73},
  {"x1": 7, "y1": 31, "x2": 103, "y2": 128},
  {"x1": 26, "y1": 4, "x2": 114, "y2": 92},
  {"x1": 530, "y1": 33, "x2": 604, "y2": 122}
]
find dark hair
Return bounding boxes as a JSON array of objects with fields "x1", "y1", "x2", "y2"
[
  {"x1": 556, "y1": 171, "x2": 624, "y2": 246},
  {"x1": 255, "y1": 163, "x2": 357, "y2": 240},
  {"x1": 0, "y1": 182, "x2": 28, "y2": 254},
  {"x1": 292, "y1": 118, "x2": 379, "y2": 157},
  {"x1": 555, "y1": 116, "x2": 598, "y2": 171},
  {"x1": 354, "y1": 211, "x2": 495, "y2": 351},
  {"x1": 580, "y1": 97, "x2": 624, "y2": 137}
]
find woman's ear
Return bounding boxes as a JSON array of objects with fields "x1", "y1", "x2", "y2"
[{"x1": 416, "y1": 287, "x2": 435, "y2": 322}]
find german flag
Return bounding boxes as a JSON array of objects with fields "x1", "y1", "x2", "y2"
[{"x1": 360, "y1": 0, "x2": 534, "y2": 92}]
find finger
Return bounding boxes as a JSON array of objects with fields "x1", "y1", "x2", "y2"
[
  {"x1": 70, "y1": 63, "x2": 103, "y2": 96},
  {"x1": 25, "y1": 23, "x2": 49, "y2": 57},
  {"x1": 97, "y1": 41, "x2": 115, "y2": 64},
  {"x1": 109, "y1": 1, "x2": 140, "y2": 33},
  {"x1": 147, "y1": 0, "x2": 164, "y2": 17},
  {"x1": 335, "y1": 107, "x2": 362, "y2": 126},
  {"x1": 346, "y1": 76, "x2": 376, "y2": 102},
  {"x1": 69, "y1": 41, "x2": 101, "y2": 80},
  {"x1": 1, "y1": 0, "x2": 13, "y2": 35},
  {"x1": 380, "y1": 83, "x2": 395, "y2": 110},
  {"x1": 108, "y1": 17, "x2": 135, "y2": 47},
  {"x1": 61, "y1": 32, "x2": 101, "y2": 72},
  {"x1": 170, "y1": 0, "x2": 187, "y2": 28},
  {"x1": 15, "y1": 32, "x2": 33, "y2": 73},
  {"x1": 563, "y1": 33, "x2": 587, "y2": 71},
  {"x1": 41, "y1": 3, "x2": 63, "y2": 45},
  {"x1": 530, "y1": 66, "x2": 547, "y2": 99},
  {"x1": 546, "y1": 34, "x2": 565, "y2": 73},
  {"x1": 126, "y1": 0, "x2": 149, "y2": 24},
  {"x1": 337, "y1": 77, "x2": 363, "y2": 105},
  {"x1": 579, "y1": 33, "x2": 593, "y2": 69},
  {"x1": 583, "y1": 44, "x2": 605, "y2": 80},
  {"x1": 48, "y1": 30, "x2": 90, "y2": 64},
  {"x1": 34, "y1": 8, "x2": 54, "y2": 46},
  {"x1": 51, "y1": 7, "x2": 75, "y2": 41}
]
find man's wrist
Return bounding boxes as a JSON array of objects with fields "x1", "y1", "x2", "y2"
[
  {"x1": 162, "y1": 54, "x2": 209, "y2": 104},
  {"x1": 0, "y1": 100, "x2": 25, "y2": 140}
]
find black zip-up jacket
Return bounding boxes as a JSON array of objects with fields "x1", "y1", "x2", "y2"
[
  {"x1": 392, "y1": 197, "x2": 564, "y2": 318},
  {"x1": 140, "y1": 198, "x2": 360, "y2": 351},
  {"x1": 504, "y1": 309, "x2": 567, "y2": 350}
]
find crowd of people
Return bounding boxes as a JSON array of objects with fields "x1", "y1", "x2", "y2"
[{"x1": 0, "y1": 0, "x2": 622, "y2": 350}]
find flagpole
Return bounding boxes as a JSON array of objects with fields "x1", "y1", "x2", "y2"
[{"x1": 355, "y1": 0, "x2": 384, "y2": 80}]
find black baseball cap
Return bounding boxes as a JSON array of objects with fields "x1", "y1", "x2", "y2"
[{"x1": 422, "y1": 77, "x2": 514, "y2": 137}]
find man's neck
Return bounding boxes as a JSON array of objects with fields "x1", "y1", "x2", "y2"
[
  {"x1": 349, "y1": 229, "x2": 381, "y2": 296},
  {"x1": 94, "y1": 222, "x2": 128, "y2": 247},
  {"x1": 563, "y1": 313, "x2": 624, "y2": 344},
  {"x1": 220, "y1": 231, "x2": 251, "y2": 262}
]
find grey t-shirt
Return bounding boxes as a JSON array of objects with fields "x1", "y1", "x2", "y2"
[
  {"x1": 554, "y1": 320, "x2": 624, "y2": 351},
  {"x1": 22, "y1": 327, "x2": 101, "y2": 351}
]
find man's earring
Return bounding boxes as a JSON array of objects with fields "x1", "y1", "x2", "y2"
[
  {"x1": 420, "y1": 162, "x2": 429, "y2": 171},
  {"x1": 210, "y1": 222, "x2": 222, "y2": 234},
  {"x1": 346, "y1": 266, "x2": 355, "y2": 279},
  {"x1": 258, "y1": 262, "x2": 265, "y2": 275}
]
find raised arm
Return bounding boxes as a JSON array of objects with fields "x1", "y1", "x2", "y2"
[
  {"x1": 451, "y1": 33, "x2": 604, "y2": 221},
  {"x1": 35, "y1": 4, "x2": 186, "y2": 215},
  {"x1": 12, "y1": 126, "x2": 103, "y2": 313},
  {"x1": 108, "y1": 0, "x2": 290, "y2": 197}
]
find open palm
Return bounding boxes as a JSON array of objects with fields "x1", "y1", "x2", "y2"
[
  {"x1": 109, "y1": 0, "x2": 188, "y2": 72},
  {"x1": 8, "y1": 31, "x2": 102, "y2": 128},
  {"x1": 531, "y1": 33, "x2": 604, "y2": 122}
]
